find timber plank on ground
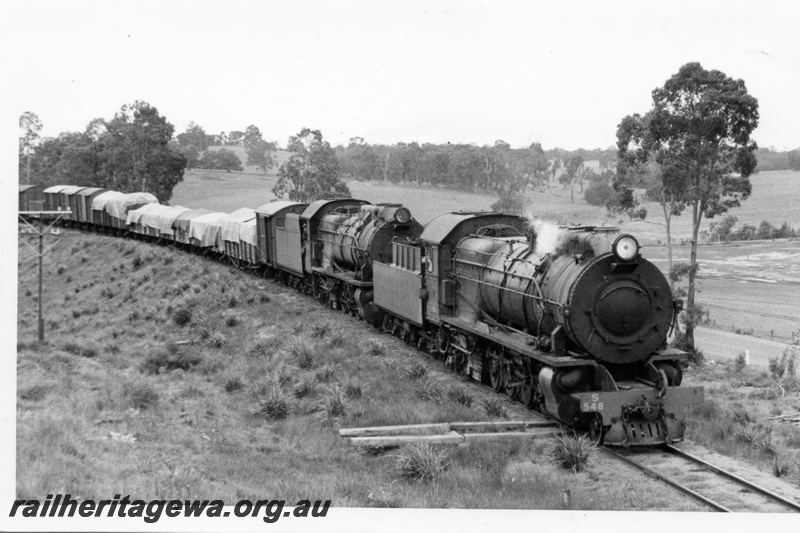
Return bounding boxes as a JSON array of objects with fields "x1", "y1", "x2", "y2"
[
  {"x1": 341, "y1": 420, "x2": 560, "y2": 446},
  {"x1": 348, "y1": 431, "x2": 465, "y2": 447}
]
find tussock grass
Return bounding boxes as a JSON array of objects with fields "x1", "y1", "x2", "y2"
[
  {"x1": 550, "y1": 433, "x2": 596, "y2": 473},
  {"x1": 251, "y1": 388, "x2": 290, "y2": 420},
  {"x1": 287, "y1": 335, "x2": 316, "y2": 369},
  {"x1": 481, "y1": 397, "x2": 508, "y2": 418},
  {"x1": 402, "y1": 362, "x2": 427, "y2": 380},
  {"x1": 314, "y1": 362, "x2": 337, "y2": 382},
  {"x1": 293, "y1": 375, "x2": 318, "y2": 398},
  {"x1": 223, "y1": 312, "x2": 240, "y2": 327},
  {"x1": 343, "y1": 377, "x2": 364, "y2": 399},
  {"x1": 317, "y1": 385, "x2": 348, "y2": 419},
  {"x1": 364, "y1": 339, "x2": 386, "y2": 357},
  {"x1": 207, "y1": 331, "x2": 226, "y2": 348},
  {"x1": 223, "y1": 375, "x2": 244, "y2": 393},
  {"x1": 414, "y1": 379, "x2": 445, "y2": 403},
  {"x1": 394, "y1": 444, "x2": 450, "y2": 484},
  {"x1": 327, "y1": 330, "x2": 347, "y2": 348},
  {"x1": 311, "y1": 321, "x2": 331, "y2": 338},
  {"x1": 447, "y1": 385, "x2": 474, "y2": 407},
  {"x1": 172, "y1": 307, "x2": 192, "y2": 326}
]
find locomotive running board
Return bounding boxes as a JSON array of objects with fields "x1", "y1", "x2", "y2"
[
  {"x1": 311, "y1": 267, "x2": 372, "y2": 287},
  {"x1": 441, "y1": 317, "x2": 594, "y2": 368}
]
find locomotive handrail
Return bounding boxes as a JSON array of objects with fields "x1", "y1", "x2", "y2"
[
  {"x1": 454, "y1": 257, "x2": 549, "y2": 287},
  {"x1": 450, "y1": 271, "x2": 566, "y2": 308}
]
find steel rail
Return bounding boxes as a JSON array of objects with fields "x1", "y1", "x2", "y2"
[
  {"x1": 601, "y1": 446, "x2": 731, "y2": 512},
  {"x1": 664, "y1": 444, "x2": 800, "y2": 512}
]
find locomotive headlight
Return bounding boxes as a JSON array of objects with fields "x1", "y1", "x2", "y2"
[
  {"x1": 395, "y1": 208, "x2": 411, "y2": 224},
  {"x1": 613, "y1": 234, "x2": 639, "y2": 262}
]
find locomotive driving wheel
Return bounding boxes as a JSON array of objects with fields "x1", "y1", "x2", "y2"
[
  {"x1": 505, "y1": 376, "x2": 522, "y2": 401},
  {"x1": 520, "y1": 381, "x2": 535, "y2": 408},
  {"x1": 488, "y1": 350, "x2": 504, "y2": 393}
]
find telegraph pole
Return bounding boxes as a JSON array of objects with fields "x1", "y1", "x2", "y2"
[
  {"x1": 18, "y1": 210, "x2": 70, "y2": 342},
  {"x1": 38, "y1": 217, "x2": 43, "y2": 341}
]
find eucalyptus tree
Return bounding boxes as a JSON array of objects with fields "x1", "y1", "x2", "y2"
[{"x1": 613, "y1": 62, "x2": 759, "y2": 350}]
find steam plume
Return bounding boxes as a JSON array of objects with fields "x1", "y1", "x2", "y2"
[{"x1": 526, "y1": 212, "x2": 570, "y2": 257}]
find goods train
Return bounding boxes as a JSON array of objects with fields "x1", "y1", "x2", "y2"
[{"x1": 19, "y1": 184, "x2": 704, "y2": 446}]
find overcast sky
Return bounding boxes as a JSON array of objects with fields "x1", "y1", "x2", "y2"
[{"x1": 8, "y1": 0, "x2": 800, "y2": 150}]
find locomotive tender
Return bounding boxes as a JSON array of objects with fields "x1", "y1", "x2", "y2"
[{"x1": 21, "y1": 185, "x2": 703, "y2": 446}]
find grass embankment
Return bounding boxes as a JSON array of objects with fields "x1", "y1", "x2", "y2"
[
  {"x1": 18, "y1": 231, "x2": 700, "y2": 510},
  {"x1": 685, "y1": 357, "x2": 800, "y2": 481}
]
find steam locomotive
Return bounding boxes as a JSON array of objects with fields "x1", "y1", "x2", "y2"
[{"x1": 20, "y1": 184, "x2": 704, "y2": 446}]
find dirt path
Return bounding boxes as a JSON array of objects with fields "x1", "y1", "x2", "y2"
[{"x1": 694, "y1": 326, "x2": 795, "y2": 367}]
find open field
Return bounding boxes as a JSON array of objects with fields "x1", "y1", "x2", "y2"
[
  {"x1": 171, "y1": 167, "x2": 800, "y2": 235},
  {"x1": 645, "y1": 241, "x2": 800, "y2": 343}
]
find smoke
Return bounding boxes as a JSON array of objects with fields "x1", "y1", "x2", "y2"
[{"x1": 525, "y1": 212, "x2": 570, "y2": 257}]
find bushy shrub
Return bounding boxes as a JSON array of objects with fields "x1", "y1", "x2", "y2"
[
  {"x1": 583, "y1": 179, "x2": 615, "y2": 207},
  {"x1": 125, "y1": 382, "x2": 159, "y2": 410},
  {"x1": 490, "y1": 191, "x2": 526, "y2": 215},
  {"x1": 733, "y1": 421, "x2": 775, "y2": 455},
  {"x1": 734, "y1": 352, "x2": 747, "y2": 373},
  {"x1": 62, "y1": 342, "x2": 98, "y2": 358},
  {"x1": 140, "y1": 347, "x2": 202, "y2": 374}
]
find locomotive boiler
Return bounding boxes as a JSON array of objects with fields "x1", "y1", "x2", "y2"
[{"x1": 453, "y1": 225, "x2": 677, "y2": 365}]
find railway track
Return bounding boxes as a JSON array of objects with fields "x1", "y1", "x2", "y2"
[{"x1": 602, "y1": 444, "x2": 800, "y2": 512}]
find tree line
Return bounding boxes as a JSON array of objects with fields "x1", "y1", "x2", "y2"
[
  {"x1": 18, "y1": 102, "x2": 187, "y2": 203},
  {"x1": 336, "y1": 139, "x2": 617, "y2": 196}
]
